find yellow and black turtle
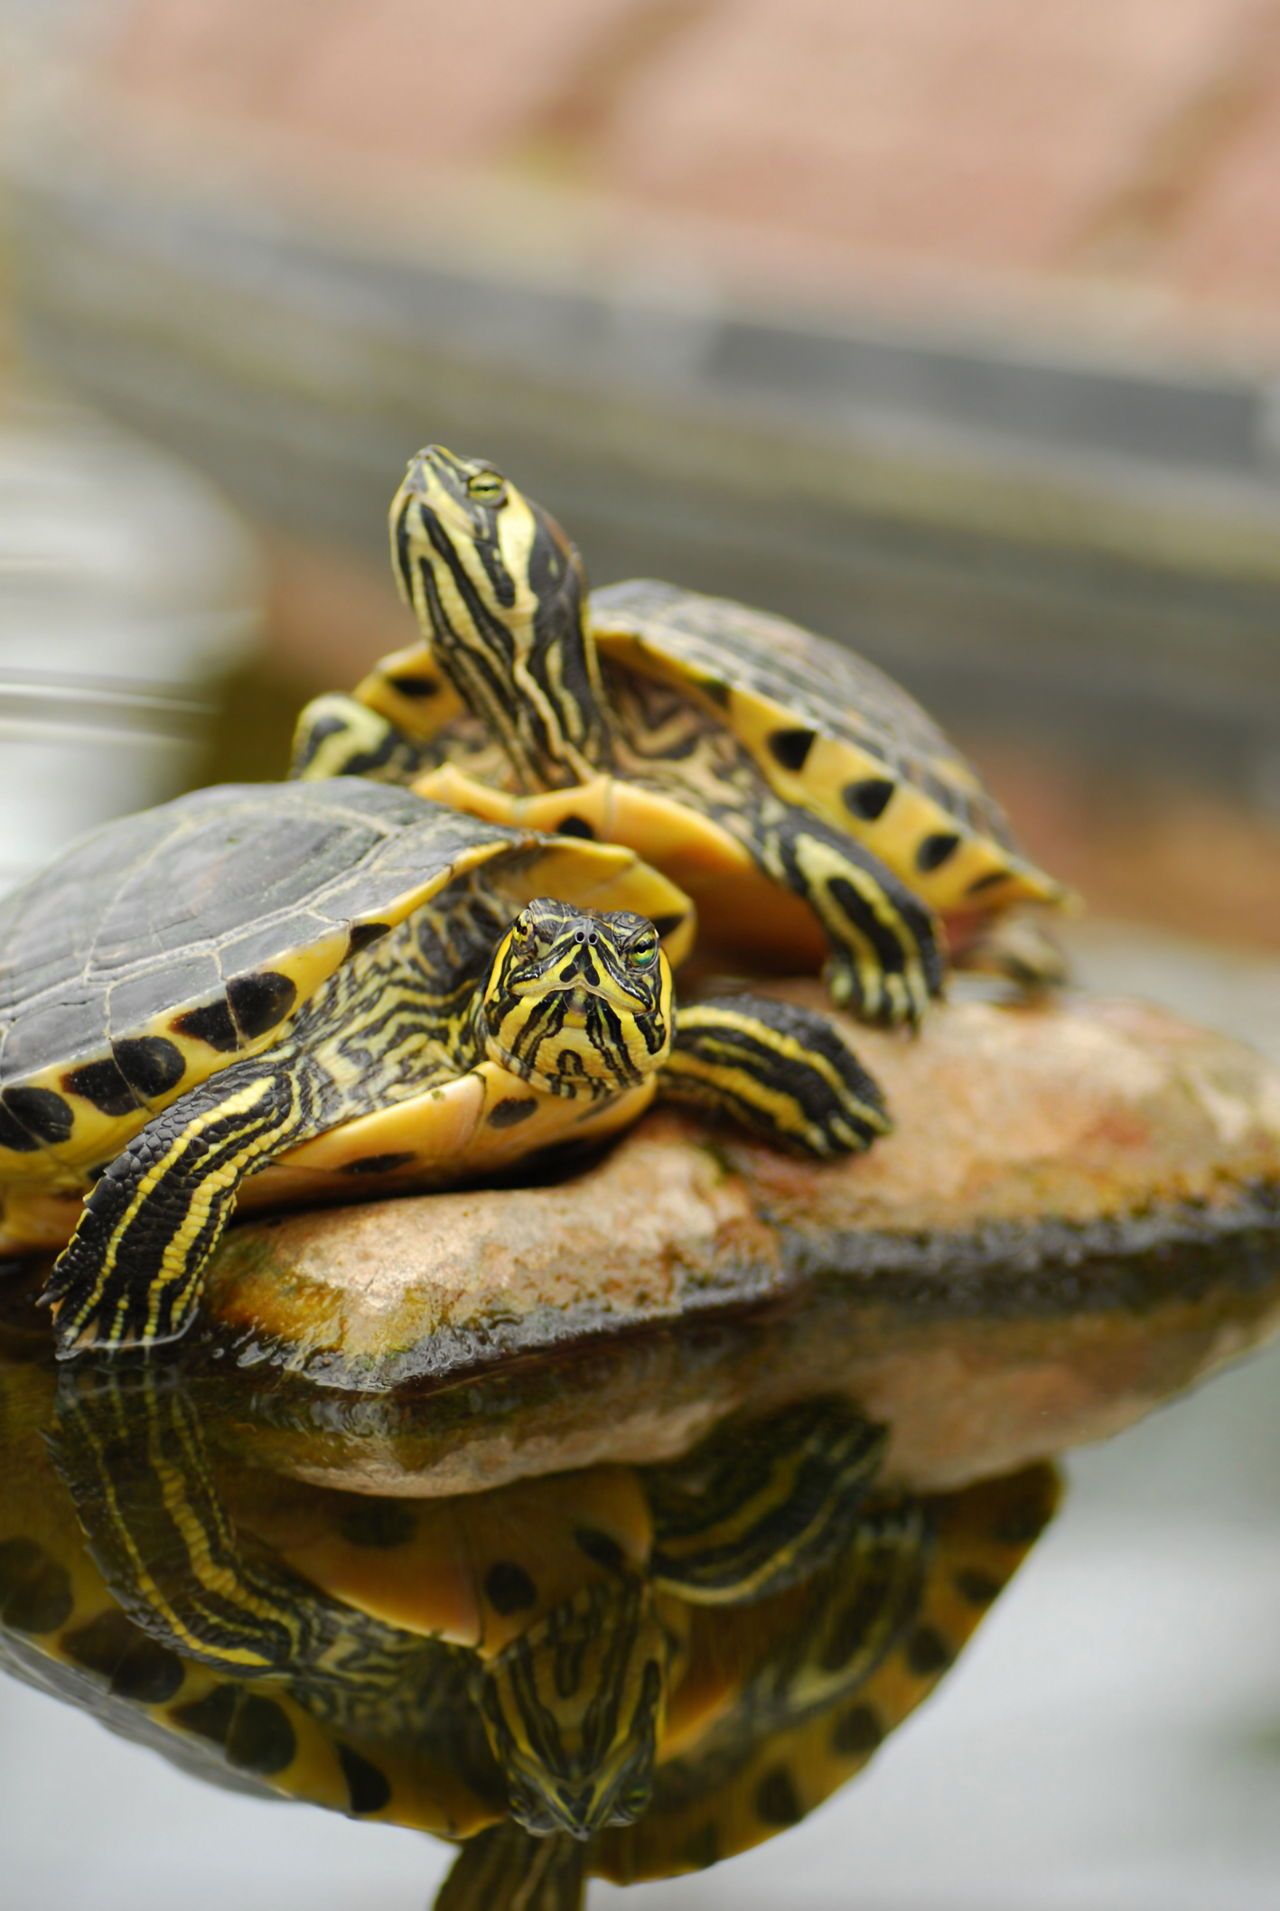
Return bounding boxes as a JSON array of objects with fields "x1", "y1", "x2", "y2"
[
  {"x1": 43, "y1": 1370, "x2": 891, "y2": 1837},
  {"x1": 0, "y1": 1359, "x2": 1059, "y2": 1906},
  {"x1": 0, "y1": 778, "x2": 886, "y2": 1356},
  {"x1": 292, "y1": 447, "x2": 1072, "y2": 1041},
  {"x1": 0, "y1": 1356, "x2": 1058, "y2": 1909}
]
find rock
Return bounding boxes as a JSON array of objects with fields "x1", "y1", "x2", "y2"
[{"x1": 202, "y1": 989, "x2": 1280, "y2": 1494}]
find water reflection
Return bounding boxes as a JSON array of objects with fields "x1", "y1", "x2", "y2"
[{"x1": 0, "y1": 1350, "x2": 1056, "y2": 1907}]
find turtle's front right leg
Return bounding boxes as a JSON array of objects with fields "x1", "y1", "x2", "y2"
[{"x1": 42, "y1": 1056, "x2": 320, "y2": 1356}]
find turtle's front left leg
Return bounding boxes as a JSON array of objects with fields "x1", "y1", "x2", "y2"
[
  {"x1": 291, "y1": 691, "x2": 431, "y2": 783},
  {"x1": 42, "y1": 1056, "x2": 321, "y2": 1356},
  {"x1": 660, "y1": 992, "x2": 890, "y2": 1157},
  {"x1": 756, "y1": 810, "x2": 946, "y2": 1027}
]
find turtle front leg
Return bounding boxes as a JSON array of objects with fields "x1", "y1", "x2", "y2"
[
  {"x1": 42, "y1": 1057, "x2": 319, "y2": 1356},
  {"x1": 291, "y1": 691, "x2": 432, "y2": 782},
  {"x1": 757, "y1": 813, "x2": 946, "y2": 1027},
  {"x1": 660, "y1": 993, "x2": 891, "y2": 1156},
  {"x1": 436, "y1": 1824, "x2": 585, "y2": 1910}
]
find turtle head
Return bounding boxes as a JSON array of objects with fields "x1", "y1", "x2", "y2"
[
  {"x1": 479, "y1": 1582, "x2": 668, "y2": 1839},
  {"x1": 390, "y1": 446, "x2": 610, "y2": 788},
  {"x1": 477, "y1": 899, "x2": 673, "y2": 1097}
]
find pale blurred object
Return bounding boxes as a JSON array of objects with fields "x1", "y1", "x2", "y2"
[{"x1": 0, "y1": 396, "x2": 262, "y2": 890}]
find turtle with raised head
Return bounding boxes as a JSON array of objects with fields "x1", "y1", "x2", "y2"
[
  {"x1": 293, "y1": 447, "x2": 1071, "y2": 1036},
  {"x1": 0, "y1": 779, "x2": 885, "y2": 1355}
]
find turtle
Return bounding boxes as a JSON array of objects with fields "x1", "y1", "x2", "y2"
[
  {"x1": 0, "y1": 1353, "x2": 1060, "y2": 1908},
  {"x1": 0, "y1": 778, "x2": 887, "y2": 1357},
  {"x1": 291, "y1": 446, "x2": 1073, "y2": 1047}
]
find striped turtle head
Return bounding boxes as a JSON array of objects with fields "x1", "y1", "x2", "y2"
[
  {"x1": 479, "y1": 1582, "x2": 669, "y2": 1839},
  {"x1": 389, "y1": 446, "x2": 608, "y2": 788},
  {"x1": 478, "y1": 900, "x2": 673, "y2": 1098}
]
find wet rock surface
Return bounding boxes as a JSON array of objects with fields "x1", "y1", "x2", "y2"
[{"x1": 198, "y1": 988, "x2": 1280, "y2": 1494}]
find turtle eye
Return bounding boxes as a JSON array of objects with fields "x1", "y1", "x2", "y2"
[
  {"x1": 511, "y1": 912, "x2": 530, "y2": 940},
  {"x1": 626, "y1": 936, "x2": 658, "y2": 970},
  {"x1": 466, "y1": 470, "x2": 506, "y2": 504}
]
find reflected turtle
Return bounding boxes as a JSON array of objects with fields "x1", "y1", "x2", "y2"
[
  {"x1": 292, "y1": 447, "x2": 1071, "y2": 1046},
  {"x1": 0, "y1": 1356, "x2": 1058, "y2": 1908},
  {"x1": 0, "y1": 779, "x2": 885, "y2": 1355}
]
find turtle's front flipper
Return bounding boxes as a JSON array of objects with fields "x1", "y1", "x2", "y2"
[
  {"x1": 757, "y1": 813, "x2": 945, "y2": 1027},
  {"x1": 661, "y1": 993, "x2": 890, "y2": 1156},
  {"x1": 435, "y1": 1825, "x2": 585, "y2": 1911},
  {"x1": 43, "y1": 1058, "x2": 316, "y2": 1355}
]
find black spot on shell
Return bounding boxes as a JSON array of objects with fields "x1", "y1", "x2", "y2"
[
  {"x1": 905, "y1": 1624, "x2": 952, "y2": 1676},
  {"x1": 228, "y1": 972, "x2": 298, "y2": 1041},
  {"x1": 695, "y1": 674, "x2": 731, "y2": 708},
  {"x1": 574, "y1": 1526, "x2": 625, "y2": 1573},
  {"x1": 0, "y1": 1537, "x2": 73, "y2": 1633},
  {"x1": 487, "y1": 1097, "x2": 539, "y2": 1129},
  {"x1": 555, "y1": 816, "x2": 596, "y2": 840},
  {"x1": 843, "y1": 776, "x2": 896, "y2": 822},
  {"x1": 1, "y1": 1086, "x2": 73, "y2": 1146},
  {"x1": 767, "y1": 727, "x2": 817, "y2": 773},
  {"x1": 226, "y1": 1694, "x2": 297, "y2": 1775},
  {"x1": 0, "y1": 1102, "x2": 39, "y2": 1152},
  {"x1": 484, "y1": 1561, "x2": 537, "y2": 1615},
  {"x1": 63, "y1": 1611, "x2": 184, "y2": 1702},
  {"x1": 650, "y1": 914, "x2": 686, "y2": 942},
  {"x1": 340, "y1": 1151, "x2": 417, "y2": 1176},
  {"x1": 347, "y1": 922, "x2": 392, "y2": 958},
  {"x1": 173, "y1": 1684, "x2": 238, "y2": 1745},
  {"x1": 966, "y1": 869, "x2": 1010, "y2": 896},
  {"x1": 388, "y1": 672, "x2": 441, "y2": 701},
  {"x1": 113, "y1": 1036, "x2": 185, "y2": 1100},
  {"x1": 916, "y1": 832, "x2": 962, "y2": 874},
  {"x1": 0, "y1": 1537, "x2": 42, "y2": 1595},
  {"x1": 832, "y1": 1701, "x2": 885, "y2": 1757},
  {"x1": 172, "y1": 999, "x2": 239, "y2": 1053},
  {"x1": 336, "y1": 1502, "x2": 416, "y2": 1550},
  {"x1": 755, "y1": 1764, "x2": 803, "y2": 1827},
  {"x1": 338, "y1": 1741, "x2": 392, "y2": 1815},
  {"x1": 62, "y1": 1057, "x2": 137, "y2": 1117},
  {"x1": 954, "y1": 1566, "x2": 1003, "y2": 1607}
]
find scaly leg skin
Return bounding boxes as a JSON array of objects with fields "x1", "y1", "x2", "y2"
[
  {"x1": 435, "y1": 1825, "x2": 585, "y2": 1911},
  {"x1": 41, "y1": 1056, "x2": 320, "y2": 1357},
  {"x1": 660, "y1": 992, "x2": 891, "y2": 1156},
  {"x1": 647, "y1": 1398, "x2": 888, "y2": 1605},
  {"x1": 756, "y1": 811, "x2": 946, "y2": 1027}
]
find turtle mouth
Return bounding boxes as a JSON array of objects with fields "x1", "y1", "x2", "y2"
[{"x1": 511, "y1": 973, "x2": 650, "y2": 1019}]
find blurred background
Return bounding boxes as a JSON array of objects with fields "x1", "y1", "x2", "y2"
[{"x1": 0, "y1": 2, "x2": 1277, "y2": 1905}]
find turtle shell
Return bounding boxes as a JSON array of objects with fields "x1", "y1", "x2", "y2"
[
  {"x1": 590, "y1": 578, "x2": 1068, "y2": 916},
  {"x1": 0, "y1": 778, "x2": 691, "y2": 1186}
]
